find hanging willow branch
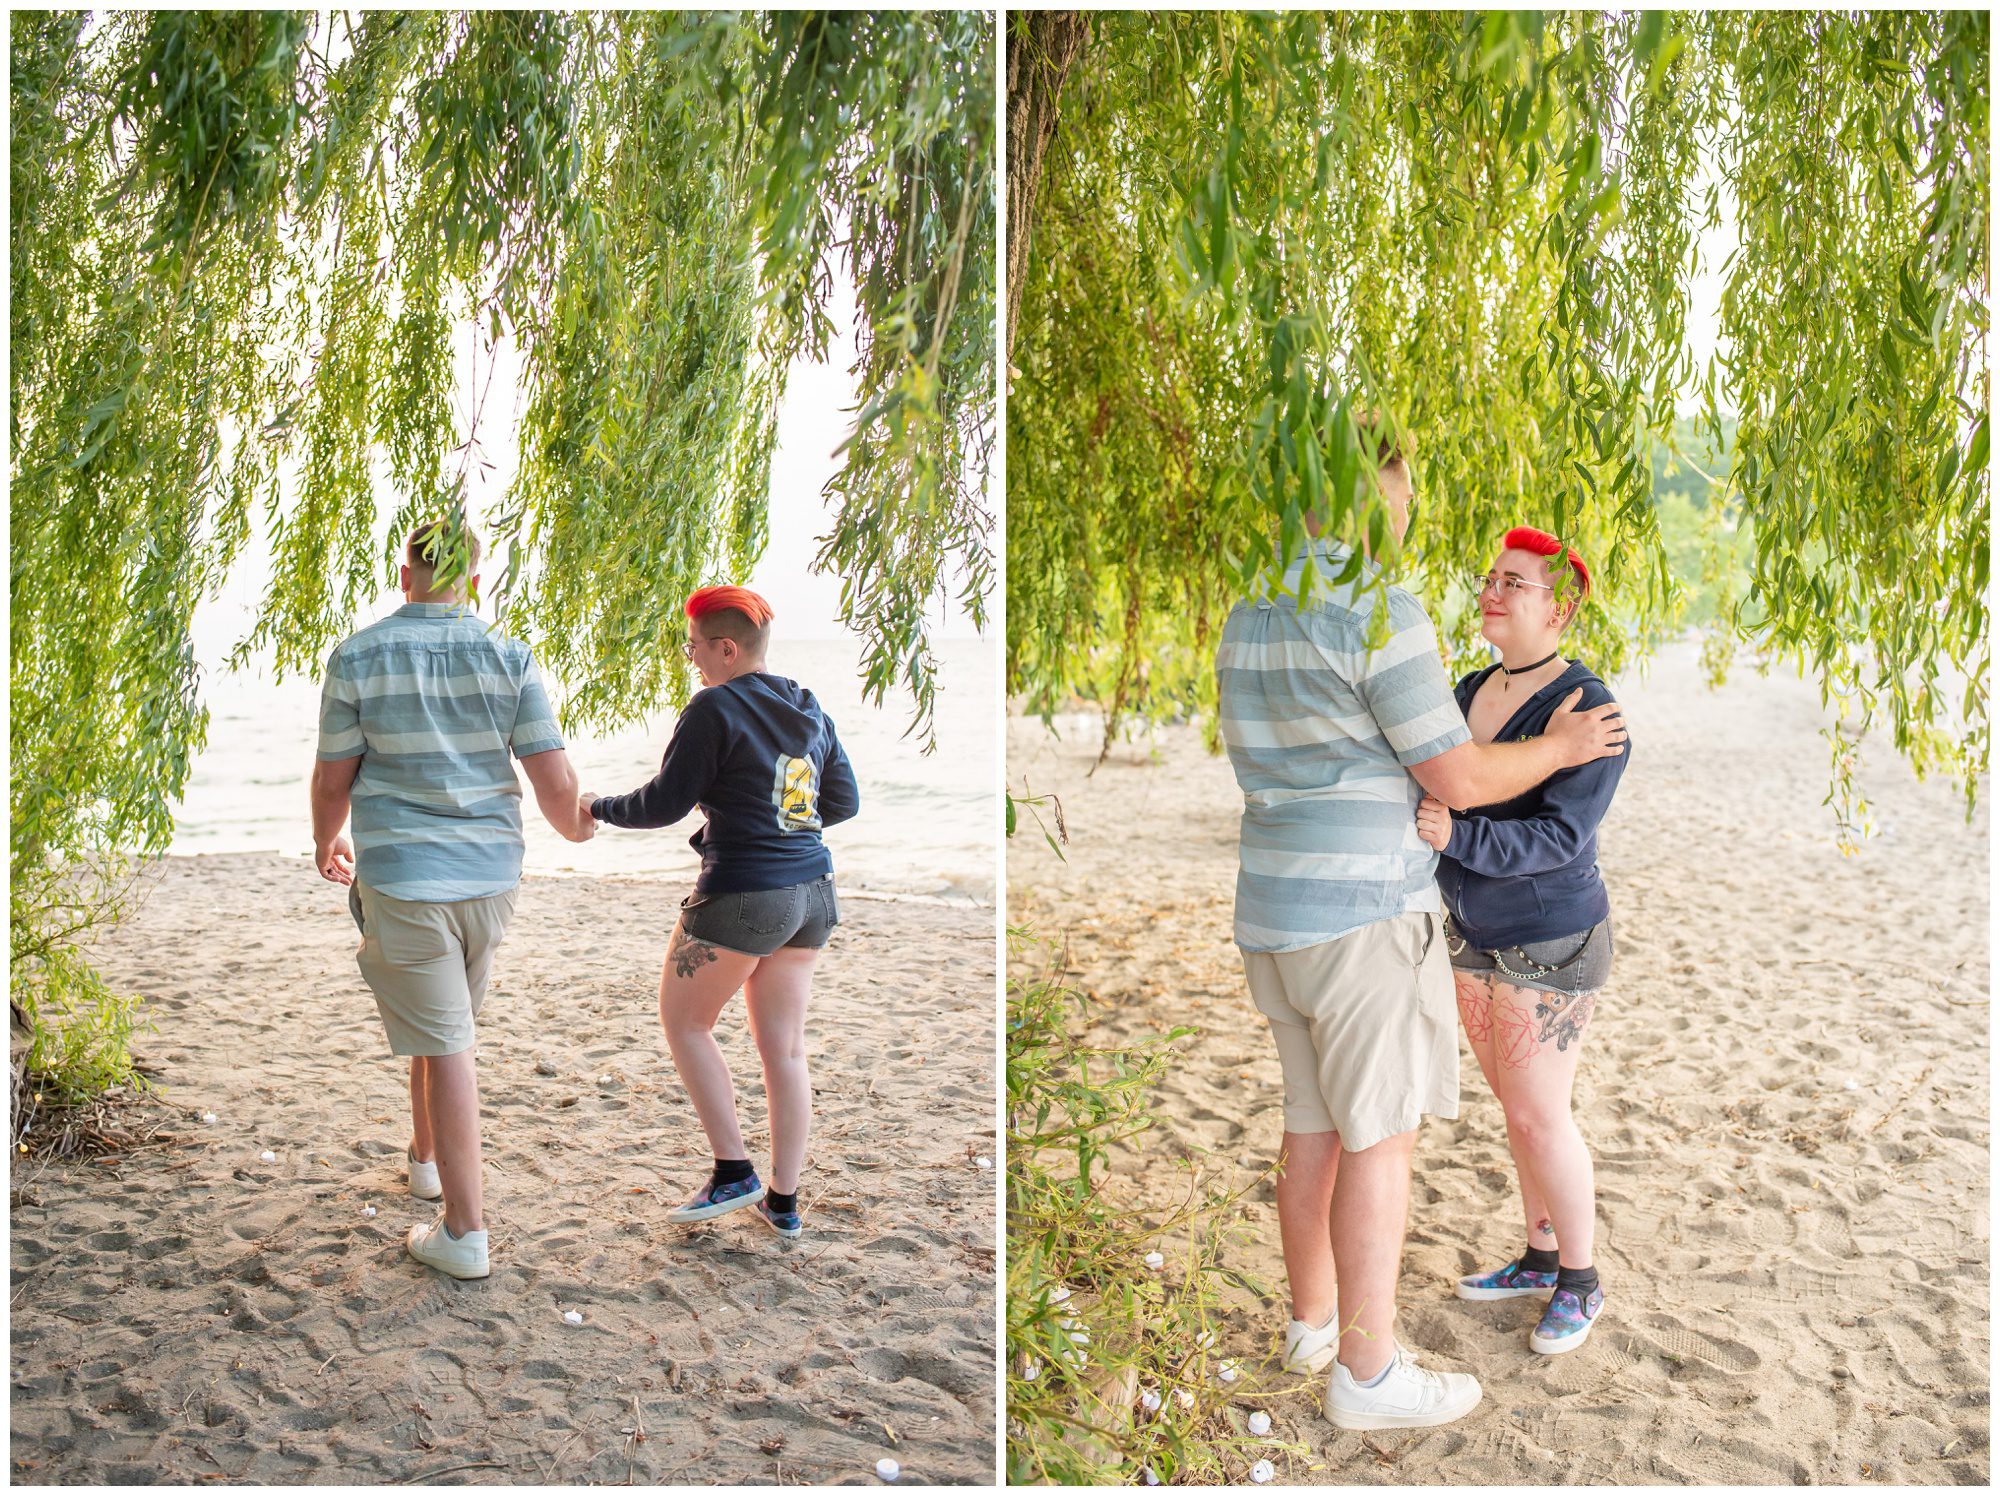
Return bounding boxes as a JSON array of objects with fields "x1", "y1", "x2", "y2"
[
  {"x1": 1007, "y1": 9, "x2": 1987, "y2": 837},
  {"x1": 8, "y1": 9, "x2": 994, "y2": 1106}
]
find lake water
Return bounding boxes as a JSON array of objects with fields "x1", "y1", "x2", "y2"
[{"x1": 173, "y1": 635, "x2": 998, "y2": 905}]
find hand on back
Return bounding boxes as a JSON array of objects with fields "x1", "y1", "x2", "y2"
[
  {"x1": 1542, "y1": 688, "x2": 1626, "y2": 768},
  {"x1": 1415, "y1": 796, "x2": 1452, "y2": 851}
]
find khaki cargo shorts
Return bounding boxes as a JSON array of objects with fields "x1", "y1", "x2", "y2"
[
  {"x1": 1241, "y1": 911, "x2": 1459, "y2": 1152},
  {"x1": 351, "y1": 883, "x2": 519, "y2": 1057}
]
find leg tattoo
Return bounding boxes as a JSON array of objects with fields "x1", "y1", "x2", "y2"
[
  {"x1": 1456, "y1": 975, "x2": 1495, "y2": 1042},
  {"x1": 1535, "y1": 1216, "x2": 1556, "y2": 1239},
  {"x1": 671, "y1": 926, "x2": 720, "y2": 979},
  {"x1": 1532, "y1": 990, "x2": 1597, "y2": 1052},
  {"x1": 1495, "y1": 1001, "x2": 1540, "y2": 1069}
]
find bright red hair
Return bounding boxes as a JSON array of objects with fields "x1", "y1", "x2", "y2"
[
  {"x1": 1501, "y1": 526, "x2": 1590, "y2": 610},
  {"x1": 684, "y1": 586, "x2": 774, "y2": 626}
]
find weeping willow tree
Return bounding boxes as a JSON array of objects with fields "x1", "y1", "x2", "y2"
[
  {"x1": 1008, "y1": 10, "x2": 1987, "y2": 822},
  {"x1": 10, "y1": 9, "x2": 994, "y2": 1105}
]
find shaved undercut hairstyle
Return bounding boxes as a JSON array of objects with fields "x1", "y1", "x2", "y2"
[{"x1": 686, "y1": 585, "x2": 774, "y2": 656}]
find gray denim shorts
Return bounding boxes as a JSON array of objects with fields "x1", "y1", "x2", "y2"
[
  {"x1": 1444, "y1": 913, "x2": 1613, "y2": 998},
  {"x1": 679, "y1": 874, "x2": 839, "y2": 957}
]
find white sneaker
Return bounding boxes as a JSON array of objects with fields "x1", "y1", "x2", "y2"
[
  {"x1": 1283, "y1": 1309, "x2": 1341, "y2": 1373},
  {"x1": 406, "y1": 1217, "x2": 489, "y2": 1279},
  {"x1": 1323, "y1": 1344, "x2": 1482, "y2": 1431},
  {"x1": 408, "y1": 1148, "x2": 442, "y2": 1201}
]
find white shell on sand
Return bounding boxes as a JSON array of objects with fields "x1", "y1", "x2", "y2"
[
  {"x1": 563, "y1": 1310, "x2": 583, "y2": 1325},
  {"x1": 1139, "y1": 1389, "x2": 1161, "y2": 1413},
  {"x1": 201, "y1": 1112, "x2": 216, "y2": 1124},
  {"x1": 1250, "y1": 1459, "x2": 1274, "y2": 1483},
  {"x1": 1022, "y1": 1360, "x2": 1040, "y2": 1381},
  {"x1": 597, "y1": 1074, "x2": 614, "y2": 1085},
  {"x1": 259, "y1": 1151, "x2": 275, "y2": 1163},
  {"x1": 974, "y1": 1156, "x2": 993, "y2": 1170},
  {"x1": 362, "y1": 1205, "x2": 377, "y2": 1218},
  {"x1": 1174, "y1": 1389, "x2": 1195, "y2": 1410},
  {"x1": 1049, "y1": 1285, "x2": 1071, "y2": 1304},
  {"x1": 1141, "y1": 1467, "x2": 1160, "y2": 1486},
  {"x1": 875, "y1": 1457, "x2": 900, "y2": 1481},
  {"x1": 1248, "y1": 1411, "x2": 1272, "y2": 1435},
  {"x1": 1218, "y1": 1360, "x2": 1240, "y2": 1383},
  {"x1": 1144, "y1": 1251, "x2": 1164, "y2": 1269}
]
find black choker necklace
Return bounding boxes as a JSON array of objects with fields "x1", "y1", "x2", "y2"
[{"x1": 1499, "y1": 651, "x2": 1562, "y2": 690}]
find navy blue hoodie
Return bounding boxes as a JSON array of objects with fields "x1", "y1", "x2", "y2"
[
  {"x1": 590, "y1": 672, "x2": 859, "y2": 895},
  {"x1": 1434, "y1": 660, "x2": 1628, "y2": 948}
]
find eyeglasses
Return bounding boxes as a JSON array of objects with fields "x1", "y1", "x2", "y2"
[
  {"x1": 1467, "y1": 572, "x2": 1554, "y2": 598},
  {"x1": 681, "y1": 639, "x2": 700, "y2": 659}
]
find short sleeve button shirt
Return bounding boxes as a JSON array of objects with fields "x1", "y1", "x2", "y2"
[
  {"x1": 1216, "y1": 542, "x2": 1470, "y2": 952},
  {"x1": 316, "y1": 603, "x2": 565, "y2": 902}
]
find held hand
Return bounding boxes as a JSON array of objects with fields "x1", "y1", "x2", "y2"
[
  {"x1": 316, "y1": 834, "x2": 355, "y2": 885},
  {"x1": 574, "y1": 792, "x2": 599, "y2": 843},
  {"x1": 1543, "y1": 687, "x2": 1627, "y2": 768},
  {"x1": 1415, "y1": 795, "x2": 1454, "y2": 852}
]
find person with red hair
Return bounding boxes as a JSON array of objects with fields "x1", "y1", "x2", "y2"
[
  {"x1": 581, "y1": 584, "x2": 859, "y2": 1239},
  {"x1": 1413, "y1": 525, "x2": 1629, "y2": 1355}
]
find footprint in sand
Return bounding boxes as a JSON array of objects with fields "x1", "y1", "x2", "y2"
[{"x1": 1632, "y1": 1317, "x2": 1760, "y2": 1374}]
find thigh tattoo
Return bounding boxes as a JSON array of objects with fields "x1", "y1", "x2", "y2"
[
  {"x1": 671, "y1": 925, "x2": 720, "y2": 979},
  {"x1": 1534, "y1": 989, "x2": 1597, "y2": 1052},
  {"x1": 1455, "y1": 973, "x2": 1496, "y2": 1043},
  {"x1": 1496, "y1": 986, "x2": 1597, "y2": 1069}
]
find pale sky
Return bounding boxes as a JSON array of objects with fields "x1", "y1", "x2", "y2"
[{"x1": 194, "y1": 253, "x2": 985, "y2": 671}]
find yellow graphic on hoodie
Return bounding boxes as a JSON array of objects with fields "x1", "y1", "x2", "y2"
[{"x1": 773, "y1": 754, "x2": 822, "y2": 833}]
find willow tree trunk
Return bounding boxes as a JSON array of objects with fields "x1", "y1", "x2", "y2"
[{"x1": 1005, "y1": 9, "x2": 1089, "y2": 363}]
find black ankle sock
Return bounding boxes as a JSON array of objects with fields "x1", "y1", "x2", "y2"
[
  {"x1": 1556, "y1": 1264, "x2": 1600, "y2": 1298},
  {"x1": 1521, "y1": 1245, "x2": 1560, "y2": 1275},
  {"x1": 712, "y1": 1157, "x2": 755, "y2": 1187},
  {"x1": 766, "y1": 1190, "x2": 797, "y2": 1215}
]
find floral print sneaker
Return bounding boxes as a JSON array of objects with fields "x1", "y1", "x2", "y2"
[
  {"x1": 1529, "y1": 1285, "x2": 1606, "y2": 1354},
  {"x1": 1454, "y1": 1260, "x2": 1559, "y2": 1301},
  {"x1": 666, "y1": 1173, "x2": 766, "y2": 1224}
]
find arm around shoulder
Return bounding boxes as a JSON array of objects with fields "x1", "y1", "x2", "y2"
[{"x1": 1408, "y1": 687, "x2": 1624, "y2": 811}]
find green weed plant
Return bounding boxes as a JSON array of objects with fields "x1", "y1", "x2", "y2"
[{"x1": 1006, "y1": 932, "x2": 1319, "y2": 1485}]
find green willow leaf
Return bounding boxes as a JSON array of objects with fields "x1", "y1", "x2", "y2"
[
  {"x1": 12, "y1": 9, "x2": 994, "y2": 1097},
  {"x1": 1008, "y1": 9, "x2": 1986, "y2": 844}
]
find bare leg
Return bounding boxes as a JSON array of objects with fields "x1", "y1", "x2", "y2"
[
  {"x1": 742, "y1": 946, "x2": 818, "y2": 1194},
  {"x1": 1488, "y1": 980, "x2": 1598, "y2": 1268},
  {"x1": 1329, "y1": 1127, "x2": 1417, "y2": 1382},
  {"x1": 1273, "y1": 1129, "x2": 1342, "y2": 1325},
  {"x1": 657, "y1": 919, "x2": 761, "y2": 1164},
  {"x1": 425, "y1": 1048, "x2": 483, "y2": 1235},
  {"x1": 1458, "y1": 971, "x2": 1556, "y2": 1254},
  {"x1": 409, "y1": 1056, "x2": 436, "y2": 1163}
]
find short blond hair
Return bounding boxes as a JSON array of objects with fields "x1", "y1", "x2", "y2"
[{"x1": 406, "y1": 515, "x2": 482, "y2": 574}]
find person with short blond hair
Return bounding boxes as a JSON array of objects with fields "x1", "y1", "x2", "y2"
[{"x1": 311, "y1": 515, "x2": 596, "y2": 1280}]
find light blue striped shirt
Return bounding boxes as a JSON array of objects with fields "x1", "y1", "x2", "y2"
[
  {"x1": 1217, "y1": 542, "x2": 1470, "y2": 953},
  {"x1": 316, "y1": 603, "x2": 566, "y2": 902}
]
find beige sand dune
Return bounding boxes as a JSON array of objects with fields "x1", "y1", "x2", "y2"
[
  {"x1": 10, "y1": 855, "x2": 996, "y2": 1485},
  {"x1": 1008, "y1": 640, "x2": 1988, "y2": 1484}
]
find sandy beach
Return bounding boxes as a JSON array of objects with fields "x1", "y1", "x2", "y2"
[
  {"x1": 1007, "y1": 639, "x2": 1989, "y2": 1484},
  {"x1": 10, "y1": 856, "x2": 997, "y2": 1485}
]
